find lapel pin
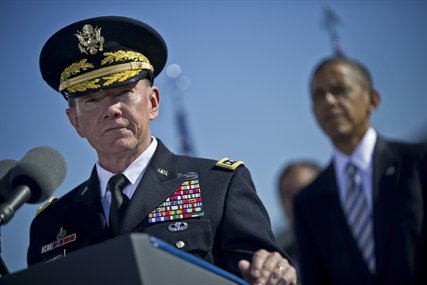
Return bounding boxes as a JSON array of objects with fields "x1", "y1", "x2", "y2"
[
  {"x1": 157, "y1": 168, "x2": 168, "y2": 176},
  {"x1": 385, "y1": 166, "x2": 396, "y2": 176},
  {"x1": 81, "y1": 186, "x2": 89, "y2": 195}
]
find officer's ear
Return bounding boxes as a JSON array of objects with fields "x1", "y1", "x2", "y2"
[
  {"x1": 369, "y1": 89, "x2": 381, "y2": 113},
  {"x1": 149, "y1": 86, "x2": 160, "y2": 120}
]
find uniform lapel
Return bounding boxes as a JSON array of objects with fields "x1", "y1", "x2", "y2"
[
  {"x1": 120, "y1": 140, "x2": 186, "y2": 234},
  {"x1": 64, "y1": 167, "x2": 111, "y2": 241},
  {"x1": 372, "y1": 137, "x2": 400, "y2": 278}
]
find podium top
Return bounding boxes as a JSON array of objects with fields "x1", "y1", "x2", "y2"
[{"x1": 1, "y1": 233, "x2": 249, "y2": 285}]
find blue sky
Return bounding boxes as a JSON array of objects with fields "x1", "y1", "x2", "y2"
[{"x1": 1, "y1": 0, "x2": 427, "y2": 273}]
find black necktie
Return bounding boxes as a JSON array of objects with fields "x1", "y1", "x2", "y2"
[{"x1": 108, "y1": 174, "x2": 130, "y2": 236}]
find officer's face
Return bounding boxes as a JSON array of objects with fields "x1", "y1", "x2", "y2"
[
  {"x1": 66, "y1": 79, "x2": 160, "y2": 159},
  {"x1": 310, "y1": 63, "x2": 378, "y2": 147}
]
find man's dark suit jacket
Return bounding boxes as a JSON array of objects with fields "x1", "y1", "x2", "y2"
[
  {"x1": 27, "y1": 140, "x2": 285, "y2": 276},
  {"x1": 294, "y1": 137, "x2": 427, "y2": 285}
]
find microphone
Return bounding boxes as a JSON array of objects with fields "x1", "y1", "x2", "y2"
[
  {"x1": 0, "y1": 160, "x2": 17, "y2": 178},
  {"x1": 0, "y1": 160, "x2": 18, "y2": 204},
  {"x1": 0, "y1": 159, "x2": 18, "y2": 275},
  {"x1": 0, "y1": 147, "x2": 67, "y2": 225}
]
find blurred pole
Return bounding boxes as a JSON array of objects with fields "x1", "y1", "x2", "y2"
[
  {"x1": 166, "y1": 64, "x2": 196, "y2": 156},
  {"x1": 321, "y1": 0, "x2": 345, "y2": 57}
]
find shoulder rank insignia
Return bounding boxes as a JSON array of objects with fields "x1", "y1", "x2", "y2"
[
  {"x1": 36, "y1": 197, "x2": 59, "y2": 216},
  {"x1": 215, "y1": 157, "x2": 244, "y2": 171}
]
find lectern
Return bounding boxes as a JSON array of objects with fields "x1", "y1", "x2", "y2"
[{"x1": 0, "y1": 233, "x2": 248, "y2": 285}]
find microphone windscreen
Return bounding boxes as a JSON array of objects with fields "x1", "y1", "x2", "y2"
[
  {"x1": 0, "y1": 159, "x2": 18, "y2": 202},
  {"x1": 9, "y1": 147, "x2": 67, "y2": 203},
  {"x1": 0, "y1": 159, "x2": 17, "y2": 178}
]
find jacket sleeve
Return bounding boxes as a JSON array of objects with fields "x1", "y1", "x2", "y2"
[
  {"x1": 218, "y1": 165, "x2": 290, "y2": 275},
  {"x1": 294, "y1": 191, "x2": 330, "y2": 285}
]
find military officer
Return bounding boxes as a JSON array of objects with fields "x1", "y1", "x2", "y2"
[{"x1": 27, "y1": 16, "x2": 297, "y2": 285}]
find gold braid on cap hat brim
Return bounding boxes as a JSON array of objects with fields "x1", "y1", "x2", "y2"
[
  {"x1": 58, "y1": 50, "x2": 154, "y2": 93},
  {"x1": 59, "y1": 61, "x2": 153, "y2": 92}
]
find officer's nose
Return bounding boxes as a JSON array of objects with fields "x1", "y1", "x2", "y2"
[{"x1": 104, "y1": 99, "x2": 123, "y2": 119}]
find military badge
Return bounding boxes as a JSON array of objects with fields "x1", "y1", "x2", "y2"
[
  {"x1": 215, "y1": 157, "x2": 244, "y2": 171},
  {"x1": 75, "y1": 24, "x2": 105, "y2": 55},
  {"x1": 168, "y1": 221, "x2": 189, "y2": 232},
  {"x1": 148, "y1": 172, "x2": 204, "y2": 223},
  {"x1": 41, "y1": 227, "x2": 77, "y2": 254},
  {"x1": 157, "y1": 168, "x2": 168, "y2": 176}
]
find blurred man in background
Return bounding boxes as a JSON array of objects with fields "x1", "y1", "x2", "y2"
[
  {"x1": 275, "y1": 161, "x2": 320, "y2": 267},
  {"x1": 294, "y1": 57, "x2": 427, "y2": 285}
]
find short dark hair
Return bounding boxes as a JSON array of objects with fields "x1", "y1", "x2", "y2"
[
  {"x1": 311, "y1": 57, "x2": 374, "y2": 90},
  {"x1": 277, "y1": 160, "x2": 321, "y2": 192}
]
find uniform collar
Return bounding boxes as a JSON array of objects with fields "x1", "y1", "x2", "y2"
[{"x1": 97, "y1": 137, "x2": 158, "y2": 197}]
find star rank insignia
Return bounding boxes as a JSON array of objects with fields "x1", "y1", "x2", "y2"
[{"x1": 148, "y1": 172, "x2": 204, "y2": 223}]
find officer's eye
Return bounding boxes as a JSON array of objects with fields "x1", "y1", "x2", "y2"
[
  {"x1": 84, "y1": 97, "x2": 99, "y2": 104},
  {"x1": 117, "y1": 89, "x2": 132, "y2": 97}
]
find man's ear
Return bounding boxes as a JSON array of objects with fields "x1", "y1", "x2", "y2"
[
  {"x1": 369, "y1": 89, "x2": 381, "y2": 112},
  {"x1": 149, "y1": 87, "x2": 160, "y2": 120},
  {"x1": 66, "y1": 108, "x2": 86, "y2": 138}
]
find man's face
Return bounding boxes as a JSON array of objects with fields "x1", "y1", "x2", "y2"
[
  {"x1": 66, "y1": 80, "x2": 160, "y2": 159},
  {"x1": 310, "y1": 63, "x2": 377, "y2": 145}
]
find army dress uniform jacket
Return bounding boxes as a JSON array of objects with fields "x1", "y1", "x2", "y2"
[
  {"x1": 27, "y1": 140, "x2": 285, "y2": 276},
  {"x1": 294, "y1": 137, "x2": 427, "y2": 285}
]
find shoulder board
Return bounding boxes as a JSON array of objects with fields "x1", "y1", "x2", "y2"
[
  {"x1": 36, "y1": 197, "x2": 59, "y2": 216},
  {"x1": 215, "y1": 157, "x2": 244, "y2": 171}
]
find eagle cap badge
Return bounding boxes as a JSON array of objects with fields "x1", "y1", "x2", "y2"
[{"x1": 75, "y1": 24, "x2": 105, "y2": 55}]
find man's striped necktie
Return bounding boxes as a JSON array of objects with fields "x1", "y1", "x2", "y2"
[{"x1": 343, "y1": 163, "x2": 375, "y2": 273}]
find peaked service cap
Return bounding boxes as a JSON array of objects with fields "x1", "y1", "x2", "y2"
[{"x1": 40, "y1": 16, "x2": 167, "y2": 99}]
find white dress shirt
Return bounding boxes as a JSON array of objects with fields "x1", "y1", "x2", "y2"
[
  {"x1": 97, "y1": 137, "x2": 158, "y2": 223},
  {"x1": 333, "y1": 127, "x2": 377, "y2": 211}
]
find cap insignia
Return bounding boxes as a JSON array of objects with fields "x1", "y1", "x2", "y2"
[{"x1": 75, "y1": 24, "x2": 105, "y2": 55}]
